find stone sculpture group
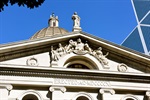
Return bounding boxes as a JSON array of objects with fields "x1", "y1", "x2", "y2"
[{"x1": 50, "y1": 38, "x2": 109, "y2": 65}]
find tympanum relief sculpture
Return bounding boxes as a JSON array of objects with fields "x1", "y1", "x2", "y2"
[{"x1": 50, "y1": 38, "x2": 109, "y2": 67}]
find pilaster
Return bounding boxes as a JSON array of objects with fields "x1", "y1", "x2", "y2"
[{"x1": 0, "y1": 84, "x2": 13, "y2": 100}]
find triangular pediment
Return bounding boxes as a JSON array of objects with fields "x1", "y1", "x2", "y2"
[{"x1": 0, "y1": 31, "x2": 150, "y2": 73}]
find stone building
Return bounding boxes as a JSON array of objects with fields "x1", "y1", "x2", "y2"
[{"x1": 0, "y1": 13, "x2": 150, "y2": 100}]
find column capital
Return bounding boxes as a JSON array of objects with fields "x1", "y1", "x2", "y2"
[
  {"x1": 49, "y1": 86, "x2": 66, "y2": 93},
  {"x1": 146, "y1": 91, "x2": 150, "y2": 96},
  {"x1": 0, "y1": 84, "x2": 13, "y2": 91},
  {"x1": 99, "y1": 88, "x2": 115, "y2": 95}
]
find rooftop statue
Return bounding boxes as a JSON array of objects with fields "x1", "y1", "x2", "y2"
[
  {"x1": 72, "y1": 12, "x2": 82, "y2": 31},
  {"x1": 72, "y1": 12, "x2": 80, "y2": 27}
]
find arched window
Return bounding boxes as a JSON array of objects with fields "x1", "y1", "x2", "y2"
[
  {"x1": 17, "y1": 90, "x2": 42, "y2": 100},
  {"x1": 76, "y1": 96, "x2": 89, "y2": 100},
  {"x1": 63, "y1": 55, "x2": 100, "y2": 70},
  {"x1": 68, "y1": 64, "x2": 89, "y2": 69},
  {"x1": 53, "y1": 22, "x2": 56, "y2": 26},
  {"x1": 22, "y1": 94, "x2": 38, "y2": 100},
  {"x1": 72, "y1": 92, "x2": 93, "y2": 100},
  {"x1": 121, "y1": 95, "x2": 140, "y2": 100},
  {"x1": 126, "y1": 99, "x2": 134, "y2": 100}
]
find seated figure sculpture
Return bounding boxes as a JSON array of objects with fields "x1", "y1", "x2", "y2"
[
  {"x1": 57, "y1": 43, "x2": 66, "y2": 57},
  {"x1": 66, "y1": 39, "x2": 77, "y2": 53},
  {"x1": 75, "y1": 38, "x2": 84, "y2": 51},
  {"x1": 94, "y1": 47, "x2": 109, "y2": 65}
]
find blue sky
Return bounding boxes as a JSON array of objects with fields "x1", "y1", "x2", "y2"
[{"x1": 0, "y1": 0, "x2": 137, "y2": 45}]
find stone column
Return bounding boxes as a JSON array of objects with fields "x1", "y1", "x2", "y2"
[
  {"x1": 0, "y1": 84, "x2": 13, "y2": 100},
  {"x1": 146, "y1": 91, "x2": 150, "y2": 100},
  {"x1": 49, "y1": 86, "x2": 66, "y2": 100},
  {"x1": 99, "y1": 88, "x2": 115, "y2": 100}
]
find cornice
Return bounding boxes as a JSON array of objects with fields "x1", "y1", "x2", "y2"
[{"x1": 0, "y1": 64, "x2": 150, "y2": 83}]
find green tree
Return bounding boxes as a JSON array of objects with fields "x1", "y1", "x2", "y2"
[{"x1": 0, "y1": 0, "x2": 45, "y2": 12}]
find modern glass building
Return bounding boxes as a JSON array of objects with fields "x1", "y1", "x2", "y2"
[{"x1": 122, "y1": 0, "x2": 150, "y2": 55}]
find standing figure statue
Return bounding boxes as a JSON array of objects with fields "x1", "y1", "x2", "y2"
[
  {"x1": 51, "y1": 46, "x2": 59, "y2": 61},
  {"x1": 72, "y1": 12, "x2": 80, "y2": 27}
]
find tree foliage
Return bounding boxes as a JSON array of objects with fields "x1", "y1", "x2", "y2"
[{"x1": 0, "y1": 0, "x2": 45, "y2": 12}]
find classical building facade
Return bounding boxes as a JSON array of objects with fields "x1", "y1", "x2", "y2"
[
  {"x1": 0, "y1": 12, "x2": 150, "y2": 100},
  {"x1": 122, "y1": 0, "x2": 150, "y2": 55}
]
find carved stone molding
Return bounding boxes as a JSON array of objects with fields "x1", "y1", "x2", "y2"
[
  {"x1": 0, "y1": 67, "x2": 149, "y2": 83},
  {"x1": 0, "y1": 84, "x2": 13, "y2": 91},
  {"x1": 26, "y1": 57, "x2": 38, "y2": 66},
  {"x1": 49, "y1": 86, "x2": 66, "y2": 93},
  {"x1": 99, "y1": 88, "x2": 115, "y2": 95},
  {"x1": 117, "y1": 63, "x2": 128, "y2": 72}
]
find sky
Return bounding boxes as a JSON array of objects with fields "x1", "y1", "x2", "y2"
[{"x1": 0, "y1": 0, "x2": 137, "y2": 45}]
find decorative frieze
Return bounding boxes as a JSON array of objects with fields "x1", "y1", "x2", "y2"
[{"x1": 54, "y1": 78, "x2": 111, "y2": 87}]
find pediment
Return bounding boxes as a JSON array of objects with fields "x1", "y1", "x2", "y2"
[{"x1": 0, "y1": 31, "x2": 150, "y2": 73}]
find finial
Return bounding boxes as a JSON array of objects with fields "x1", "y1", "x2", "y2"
[
  {"x1": 52, "y1": 12, "x2": 55, "y2": 17},
  {"x1": 74, "y1": 12, "x2": 77, "y2": 15},
  {"x1": 72, "y1": 12, "x2": 82, "y2": 32},
  {"x1": 48, "y1": 13, "x2": 59, "y2": 27}
]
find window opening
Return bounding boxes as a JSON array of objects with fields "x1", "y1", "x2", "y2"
[
  {"x1": 22, "y1": 94, "x2": 38, "y2": 100},
  {"x1": 68, "y1": 64, "x2": 89, "y2": 69},
  {"x1": 76, "y1": 96, "x2": 89, "y2": 100},
  {"x1": 53, "y1": 22, "x2": 56, "y2": 26},
  {"x1": 126, "y1": 99, "x2": 134, "y2": 100}
]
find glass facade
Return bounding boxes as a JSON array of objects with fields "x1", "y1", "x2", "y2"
[
  {"x1": 122, "y1": 0, "x2": 150, "y2": 55},
  {"x1": 133, "y1": 0, "x2": 150, "y2": 22},
  {"x1": 141, "y1": 26, "x2": 150, "y2": 51},
  {"x1": 122, "y1": 28, "x2": 144, "y2": 53},
  {"x1": 141, "y1": 14, "x2": 150, "y2": 25}
]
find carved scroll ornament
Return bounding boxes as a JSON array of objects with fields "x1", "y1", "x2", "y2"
[{"x1": 117, "y1": 63, "x2": 128, "y2": 72}]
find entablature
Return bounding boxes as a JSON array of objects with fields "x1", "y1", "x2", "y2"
[{"x1": 0, "y1": 64, "x2": 150, "y2": 83}]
